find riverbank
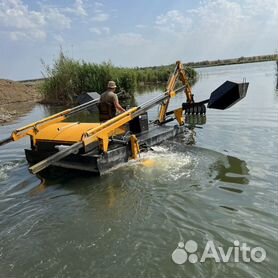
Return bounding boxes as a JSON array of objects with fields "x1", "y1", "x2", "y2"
[{"x1": 0, "y1": 79, "x2": 41, "y2": 124}]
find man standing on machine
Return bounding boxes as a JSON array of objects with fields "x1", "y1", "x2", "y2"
[{"x1": 98, "y1": 80, "x2": 126, "y2": 122}]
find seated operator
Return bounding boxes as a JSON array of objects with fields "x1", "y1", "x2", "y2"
[{"x1": 98, "y1": 80, "x2": 125, "y2": 122}]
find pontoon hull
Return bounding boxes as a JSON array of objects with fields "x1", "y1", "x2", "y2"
[{"x1": 25, "y1": 124, "x2": 186, "y2": 175}]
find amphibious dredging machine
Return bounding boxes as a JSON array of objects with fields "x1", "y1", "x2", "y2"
[{"x1": 0, "y1": 61, "x2": 248, "y2": 175}]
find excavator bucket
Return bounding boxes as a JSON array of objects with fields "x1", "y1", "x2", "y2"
[
  {"x1": 207, "y1": 81, "x2": 249, "y2": 110},
  {"x1": 181, "y1": 80, "x2": 248, "y2": 115}
]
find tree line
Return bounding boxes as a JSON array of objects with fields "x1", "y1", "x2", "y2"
[{"x1": 185, "y1": 54, "x2": 278, "y2": 68}]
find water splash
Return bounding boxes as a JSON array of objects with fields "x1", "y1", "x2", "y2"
[
  {"x1": 137, "y1": 145, "x2": 195, "y2": 181},
  {"x1": 102, "y1": 144, "x2": 195, "y2": 182},
  {"x1": 0, "y1": 161, "x2": 21, "y2": 181}
]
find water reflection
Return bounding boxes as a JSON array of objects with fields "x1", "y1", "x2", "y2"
[
  {"x1": 135, "y1": 84, "x2": 165, "y2": 94},
  {"x1": 120, "y1": 94, "x2": 137, "y2": 109},
  {"x1": 219, "y1": 186, "x2": 244, "y2": 194},
  {"x1": 0, "y1": 102, "x2": 36, "y2": 125},
  {"x1": 219, "y1": 205, "x2": 238, "y2": 211},
  {"x1": 29, "y1": 177, "x2": 47, "y2": 196},
  {"x1": 184, "y1": 114, "x2": 207, "y2": 126},
  {"x1": 212, "y1": 155, "x2": 249, "y2": 184}
]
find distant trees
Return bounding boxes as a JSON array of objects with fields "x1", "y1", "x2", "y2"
[{"x1": 186, "y1": 54, "x2": 278, "y2": 68}]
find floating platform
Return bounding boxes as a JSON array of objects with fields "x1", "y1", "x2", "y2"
[
  {"x1": 0, "y1": 60, "x2": 249, "y2": 176},
  {"x1": 25, "y1": 121, "x2": 186, "y2": 175}
]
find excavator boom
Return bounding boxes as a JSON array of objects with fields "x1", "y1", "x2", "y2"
[{"x1": 158, "y1": 61, "x2": 194, "y2": 123}]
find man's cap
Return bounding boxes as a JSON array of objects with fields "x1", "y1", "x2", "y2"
[{"x1": 107, "y1": 80, "x2": 117, "y2": 88}]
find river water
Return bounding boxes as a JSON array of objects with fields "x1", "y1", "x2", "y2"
[{"x1": 0, "y1": 62, "x2": 277, "y2": 278}]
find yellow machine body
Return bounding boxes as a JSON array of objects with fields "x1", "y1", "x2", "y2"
[
  {"x1": 31, "y1": 122, "x2": 126, "y2": 145},
  {"x1": 1, "y1": 61, "x2": 198, "y2": 174}
]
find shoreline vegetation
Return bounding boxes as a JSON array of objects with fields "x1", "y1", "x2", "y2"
[
  {"x1": 39, "y1": 53, "x2": 277, "y2": 105},
  {"x1": 18, "y1": 54, "x2": 278, "y2": 84},
  {"x1": 0, "y1": 53, "x2": 277, "y2": 105},
  {"x1": 39, "y1": 52, "x2": 197, "y2": 105},
  {"x1": 0, "y1": 54, "x2": 277, "y2": 124}
]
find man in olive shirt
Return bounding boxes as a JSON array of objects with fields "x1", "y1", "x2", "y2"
[{"x1": 98, "y1": 81, "x2": 125, "y2": 122}]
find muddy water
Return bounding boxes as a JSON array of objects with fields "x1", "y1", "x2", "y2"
[{"x1": 0, "y1": 62, "x2": 277, "y2": 278}]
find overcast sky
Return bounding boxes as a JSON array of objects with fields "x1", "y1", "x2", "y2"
[{"x1": 0, "y1": 0, "x2": 277, "y2": 80}]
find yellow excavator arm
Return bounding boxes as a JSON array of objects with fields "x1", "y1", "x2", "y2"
[
  {"x1": 158, "y1": 61, "x2": 194, "y2": 123},
  {"x1": 0, "y1": 97, "x2": 100, "y2": 146}
]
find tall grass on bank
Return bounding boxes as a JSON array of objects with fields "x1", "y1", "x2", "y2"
[{"x1": 40, "y1": 52, "x2": 197, "y2": 104}]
